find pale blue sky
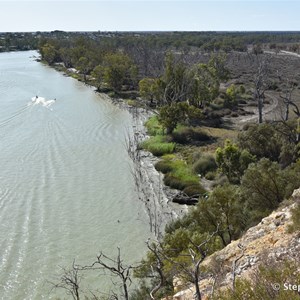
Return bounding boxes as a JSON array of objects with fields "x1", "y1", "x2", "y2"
[{"x1": 0, "y1": 1, "x2": 299, "y2": 32}]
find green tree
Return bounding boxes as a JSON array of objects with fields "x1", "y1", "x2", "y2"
[
  {"x1": 40, "y1": 43, "x2": 57, "y2": 65},
  {"x1": 102, "y1": 52, "x2": 137, "y2": 92},
  {"x1": 191, "y1": 184, "x2": 245, "y2": 247},
  {"x1": 76, "y1": 56, "x2": 90, "y2": 82},
  {"x1": 216, "y1": 140, "x2": 256, "y2": 183},
  {"x1": 158, "y1": 102, "x2": 202, "y2": 134},
  {"x1": 224, "y1": 84, "x2": 238, "y2": 108},
  {"x1": 139, "y1": 78, "x2": 160, "y2": 105},
  {"x1": 241, "y1": 158, "x2": 287, "y2": 213},
  {"x1": 91, "y1": 65, "x2": 104, "y2": 90},
  {"x1": 189, "y1": 63, "x2": 220, "y2": 108}
]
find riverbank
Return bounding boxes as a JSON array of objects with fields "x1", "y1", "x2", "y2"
[
  {"x1": 99, "y1": 94, "x2": 187, "y2": 238},
  {"x1": 50, "y1": 62, "x2": 187, "y2": 237}
]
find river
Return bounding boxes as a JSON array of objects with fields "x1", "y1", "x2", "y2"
[{"x1": 0, "y1": 51, "x2": 152, "y2": 299}]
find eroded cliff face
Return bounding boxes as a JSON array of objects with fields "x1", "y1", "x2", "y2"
[{"x1": 165, "y1": 188, "x2": 300, "y2": 300}]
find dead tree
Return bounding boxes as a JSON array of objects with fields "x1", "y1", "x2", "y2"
[
  {"x1": 254, "y1": 55, "x2": 271, "y2": 123},
  {"x1": 50, "y1": 260, "x2": 81, "y2": 300},
  {"x1": 81, "y1": 248, "x2": 134, "y2": 300},
  {"x1": 146, "y1": 240, "x2": 166, "y2": 300},
  {"x1": 279, "y1": 78, "x2": 297, "y2": 121},
  {"x1": 148, "y1": 226, "x2": 220, "y2": 300}
]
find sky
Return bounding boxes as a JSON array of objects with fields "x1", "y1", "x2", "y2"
[{"x1": 0, "y1": 1, "x2": 300, "y2": 32}]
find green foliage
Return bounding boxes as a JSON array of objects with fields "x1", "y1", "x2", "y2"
[
  {"x1": 224, "y1": 84, "x2": 238, "y2": 108},
  {"x1": 158, "y1": 102, "x2": 190, "y2": 134},
  {"x1": 102, "y1": 52, "x2": 137, "y2": 92},
  {"x1": 40, "y1": 43, "x2": 58, "y2": 65},
  {"x1": 217, "y1": 260, "x2": 300, "y2": 300},
  {"x1": 241, "y1": 158, "x2": 287, "y2": 214},
  {"x1": 158, "y1": 103, "x2": 203, "y2": 134},
  {"x1": 183, "y1": 184, "x2": 206, "y2": 197},
  {"x1": 238, "y1": 122, "x2": 299, "y2": 166},
  {"x1": 92, "y1": 65, "x2": 104, "y2": 89},
  {"x1": 164, "y1": 164, "x2": 200, "y2": 190},
  {"x1": 192, "y1": 184, "x2": 245, "y2": 246},
  {"x1": 144, "y1": 116, "x2": 164, "y2": 136},
  {"x1": 139, "y1": 78, "x2": 160, "y2": 104},
  {"x1": 193, "y1": 154, "x2": 217, "y2": 175},
  {"x1": 141, "y1": 135, "x2": 175, "y2": 156},
  {"x1": 216, "y1": 140, "x2": 256, "y2": 183},
  {"x1": 155, "y1": 160, "x2": 174, "y2": 174},
  {"x1": 171, "y1": 126, "x2": 211, "y2": 145}
]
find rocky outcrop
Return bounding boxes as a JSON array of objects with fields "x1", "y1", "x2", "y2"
[{"x1": 166, "y1": 188, "x2": 300, "y2": 300}]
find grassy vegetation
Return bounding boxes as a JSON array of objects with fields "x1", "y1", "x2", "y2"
[
  {"x1": 154, "y1": 155, "x2": 205, "y2": 195},
  {"x1": 144, "y1": 115, "x2": 164, "y2": 136},
  {"x1": 141, "y1": 135, "x2": 175, "y2": 156}
]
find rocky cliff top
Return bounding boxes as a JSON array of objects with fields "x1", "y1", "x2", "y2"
[{"x1": 166, "y1": 188, "x2": 300, "y2": 300}]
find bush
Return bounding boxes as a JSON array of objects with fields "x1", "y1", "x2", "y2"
[
  {"x1": 171, "y1": 127, "x2": 211, "y2": 144},
  {"x1": 155, "y1": 160, "x2": 173, "y2": 174},
  {"x1": 205, "y1": 171, "x2": 216, "y2": 180},
  {"x1": 183, "y1": 184, "x2": 206, "y2": 197},
  {"x1": 193, "y1": 154, "x2": 217, "y2": 175}
]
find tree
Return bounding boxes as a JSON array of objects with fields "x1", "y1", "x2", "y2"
[
  {"x1": 216, "y1": 140, "x2": 256, "y2": 183},
  {"x1": 102, "y1": 52, "x2": 137, "y2": 92},
  {"x1": 241, "y1": 158, "x2": 287, "y2": 213},
  {"x1": 40, "y1": 43, "x2": 58, "y2": 65},
  {"x1": 189, "y1": 63, "x2": 219, "y2": 108},
  {"x1": 224, "y1": 84, "x2": 238, "y2": 108},
  {"x1": 160, "y1": 52, "x2": 192, "y2": 105},
  {"x1": 253, "y1": 55, "x2": 271, "y2": 123},
  {"x1": 50, "y1": 260, "x2": 81, "y2": 300},
  {"x1": 158, "y1": 102, "x2": 189, "y2": 134},
  {"x1": 92, "y1": 65, "x2": 104, "y2": 90},
  {"x1": 238, "y1": 123, "x2": 281, "y2": 162},
  {"x1": 138, "y1": 78, "x2": 160, "y2": 105},
  {"x1": 191, "y1": 184, "x2": 245, "y2": 247},
  {"x1": 76, "y1": 56, "x2": 90, "y2": 82},
  {"x1": 158, "y1": 102, "x2": 202, "y2": 134}
]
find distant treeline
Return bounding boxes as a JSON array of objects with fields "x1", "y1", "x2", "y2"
[
  {"x1": 0, "y1": 32, "x2": 38, "y2": 52},
  {"x1": 2, "y1": 30, "x2": 300, "y2": 54}
]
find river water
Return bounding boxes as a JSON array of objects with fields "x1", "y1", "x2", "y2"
[{"x1": 0, "y1": 51, "x2": 152, "y2": 299}]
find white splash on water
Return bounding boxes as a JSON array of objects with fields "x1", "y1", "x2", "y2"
[{"x1": 29, "y1": 96, "x2": 56, "y2": 108}]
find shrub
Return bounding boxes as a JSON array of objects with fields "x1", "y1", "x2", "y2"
[
  {"x1": 193, "y1": 154, "x2": 217, "y2": 175},
  {"x1": 205, "y1": 171, "x2": 216, "y2": 180},
  {"x1": 183, "y1": 184, "x2": 206, "y2": 197},
  {"x1": 155, "y1": 160, "x2": 173, "y2": 174},
  {"x1": 171, "y1": 127, "x2": 211, "y2": 144}
]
